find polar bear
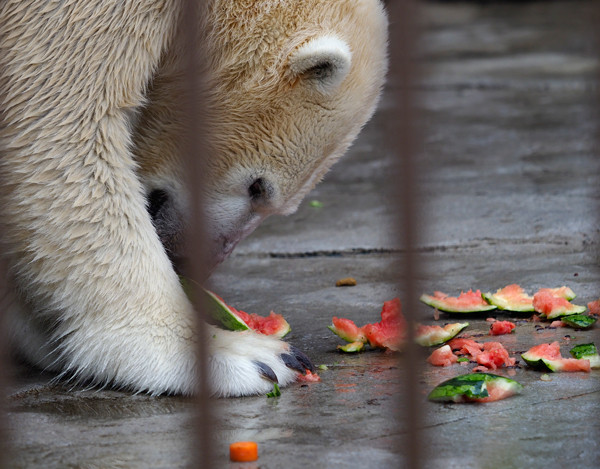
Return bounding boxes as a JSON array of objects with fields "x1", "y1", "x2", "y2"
[{"x1": 0, "y1": 0, "x2": 388, "y2": 396}]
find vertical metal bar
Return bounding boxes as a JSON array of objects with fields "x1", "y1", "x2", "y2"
[
  {"x1": 0, "y1": 247, "x2": 10, "y2": 469},
  {"x1": 181, "y1": 1, "x2": 213, "y2": 468},
  {"x1": 387, "y1": 1, "x2": 424, "y2": 468}
]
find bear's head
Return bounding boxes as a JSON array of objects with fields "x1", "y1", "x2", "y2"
[{"x1": 135, "y1": 0, "x2": 388, "y2": 272}]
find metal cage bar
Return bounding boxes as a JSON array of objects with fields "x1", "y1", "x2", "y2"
[{"x1": 387, "y1": 1, "x2": 424, "y2": 468}]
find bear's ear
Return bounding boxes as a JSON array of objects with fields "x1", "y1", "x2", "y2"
[{"x1": 288, "y1": 36, "x2": 352, "y2": 94}]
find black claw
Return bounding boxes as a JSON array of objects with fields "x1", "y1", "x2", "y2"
[
  {"x1": 290, "y1": 345, "x2": 315, "y2": 373},
  {"x1": 281, "y1": 353, "x2": 306, "y2": 374},
  {"x1": 253, "y1": 361, "x2": 278, "y2": 383}
]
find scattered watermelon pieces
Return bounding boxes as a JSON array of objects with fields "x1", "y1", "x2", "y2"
[
  {"x1": 476, "y1": 342, "x2": 516, "y2": 370},
  {"x1": 329, "y1": 299, "x2": 470, "y2": 352},
  {"x1": 427, "y1": 345, "x2": 459, "y2": 367},
  {"x1": 329, "y1": 317, "x2": 367, "y2": 343},
  {"x1": 532, "y1": 289, "x2": 586, "y2": 320},
  {"x1": 560, "y1": 314, "x2": 596, "y2": 329},
  {"x1": 202, "y1": 290, "x2": 291, "y2": 338},
  {"x1": 428, "y1": 373, "x2": 523, "y2": 403},
  {"x1": 179, "y1": 278, "x2": 292, "y2": 338},
  {"x1": 297, "y1": 369, "x2": 321, "y2": 382},
  {"x1": 569, "y1": 343, "x2": 600, "y2": 369},
  {"x1": 483, "y1": 284, "x2": 534, "y2": 312},
  {"x1": 431, "y1": 337, "x2": 516, "y2": 371},
  {"x1": 521, "y1": 342, "x2": 591, "y2": 372},
  {"x1": 489, "y1": 320, "x2": 516, "y2": 336},
  {"x1": 415, "y1": 322, "x2": 469, "y2": 346},
  {"x1": 337, "y1": 341, "x2": 365, "y2": 353},
  {"x1": 588, "y1": 299, "x2": 600, "y2": 317},
  {"x1": 420, "y1": 290, "x2": 496, "y2": 314},
  {"x1": 362, "y1": 298, "x2": 406, "y2": 351},
  {"x1": 328, "y1": 298, "x2": 407, "y2": 352}
]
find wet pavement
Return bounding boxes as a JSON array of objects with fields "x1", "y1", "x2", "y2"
[{"x1": 5, "y1": 1, "x2": 600, "y2": 468}]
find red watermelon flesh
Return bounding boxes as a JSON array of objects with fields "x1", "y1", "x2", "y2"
[
  {"x1": 522, "y1": 341, "x2": 591, "y2": 372},
  {"x1": 362, "y1": 298, "x2": 406, "y2": 351},
  {"x1": 234, "y1": 309, "x2": 291, "y2": 338},
  {"x1": 329, "y1": 298, "x2": 407, "y2": 352},
  {"x1": 588, "y1": 299, "x2": 600, "y2": 317},
  {"x1": 427, "y1": 345, "x2": 459, "y2": 367},
  {"x1": 447, "y1": 338, "x2": 483, "y2": 355},
  {"x1": 489, "y1": 320, "x2": 516, "y2": 336},
  {"x1": 329, "y1": 317, "x2": 367, "y2": 343},
  {"x1": 533, "y1": 291, "x2": 572, "y2": 315},
  {"x1": 444, "y1": 338, "x2": 515, "y2": 370},
  {"x1": 476, "y1": 342, "x2": 516, "y2": 370}
]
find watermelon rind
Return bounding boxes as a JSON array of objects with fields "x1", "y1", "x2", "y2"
[
  {"x1": 419, "y1": 294, "x2": 497, "y2": 314},
  {"x1": 545, "y1": 286, "x2": 577, "y2": 301},
  {"x1": 180, "y1": 276, "x2": 249, "y2": 330},
  {"x1": 521, "y1": 350, "x2": 590, "y2": 372},
  {"x1": 482, "y1": 289, "x2": 534, "y2": 312},
  {"x1": 415, "y1": 322, "x2": 469, "y2": 347},
  {"x1": 559, "y1": 314, "x2": 597, "y2": 329},
  {"x1": 328, "y1": 324, "x2": 367, "y2": 344},
  {"x1": 538, "y1": 303, "x2": 586, "y2": 320},
  {"x1": 428, "y1": 373, "x2": 523, "y2": 403},
  {"x1": 520, "y1": 350, "x2": 552, "y2": 371},
  {"x1": 202, "y1": 289, "x2": 250, "y2": 331},
  {"x1": 570, "y1": 343, "x2": 600, "y2": 369},
  {"x1": 337, "y1": 341, "x2": 365, "y2": 353}
]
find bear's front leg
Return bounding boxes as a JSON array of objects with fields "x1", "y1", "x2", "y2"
[{"x1": 0, "y1": 0, "x2": 311, "y2": 396}]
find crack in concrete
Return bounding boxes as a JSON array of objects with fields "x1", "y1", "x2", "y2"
[{"x1": 233, "y1": 236, "x2": 595, "y2": 259}]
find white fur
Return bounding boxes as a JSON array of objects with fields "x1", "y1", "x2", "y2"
[
  {"x1": 289, "y1": 36, "x2": 353, "y2": 94},
  {"x1": 0, "y1": 0, "x2": 388, "y2": 397}
]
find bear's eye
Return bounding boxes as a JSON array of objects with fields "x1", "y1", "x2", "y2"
[
  {"x1": 248, "y1": 178, "x2": 266, "y2": 200},
  {"x1": 148, "y1": 189, "x2": 169, "y2": 220}
]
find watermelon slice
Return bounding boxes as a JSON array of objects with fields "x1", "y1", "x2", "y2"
[
  {"x1": 532, "y1": 290, "x2": 586, "y2": 320},
  {"x1": 446, "y1": 338, "x2": 516, "y2": 370},
  {"x1": 569, "y1": 343, "x2": 600, "y2": 369},
  {"x1": 588, "y1": 299, "x2": 600, "y2": 316},
  {"x1": 428, "y1": 373, "x2": 523, "y2": 403},
  {"x1": 489, "y1": 320, "x2": 516, "y2": 336},
  {"x1": 337, "y1": 341, "x2": 365, "y2": 353},
  {"x1": 362, "y1": 298, "x2": 406, "y2": 351},
  {"x1": 201, "y1": 289, "x2": 290, "y2": 338},
  {"x1": 328, "y1": 298, "x2": 406, "y2": 352},
  {"x1": 560, "y1": 314, "x2": 597, "y2": 329},
  {"x1": 483, "y1": 284, "x2": 534, "y2": 312},
  {"x1": 521, "y1": 342, "x2": 591, "y2": 372},
  {"x1": 427, "y1": 344, "x2": 459, "y2": 367},
  {"x1": 328, "y1": 317, "x2": 367, "y2": 343},
  {"x1": 415, "y1": 322, "x2": 469, "y2": 347},
  {"x1": 420, "y1": 290, "x2": 496, "y2": 314},
  {"x1": 476, "y1": 342, "x2": 516, "y2": 370}
]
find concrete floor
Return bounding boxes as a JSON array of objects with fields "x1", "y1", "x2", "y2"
[{"x1": 5, "y1": 1, "x2": 600, "y2": 468}]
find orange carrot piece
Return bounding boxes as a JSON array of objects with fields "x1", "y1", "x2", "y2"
[{"x1": 229, "y1": 441, "x2": 258, "y2": 462}]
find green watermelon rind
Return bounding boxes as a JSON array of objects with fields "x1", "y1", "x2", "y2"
[
  {"x1": 559, "y1": 314, "x2": 597, "y2": 329},
  {"x1": 482, "y1": 291, "x2": 534, "y2": 312},
  {"x1": 569, "y1": 343, "x2": 600, "y2": 369},
  {"x1": 415, "y1": 322, "x2": 469, "y2": 347},
  {"x1": 327, "y1": 324, "x2": 367, "y2": 344},
  {"x1": 428, "y1": 373, "x2": 523, "y2": 403},
  {"x1": 419, "y1": 294, "x2": 497, "y2": 314},
  {"x1": 521, "y1": 349, "x2": 592, "y2": 372},
  {"x1": 538, "y1": 303, "x2": 587, "y2": 320},
  {"x1": 337, "y1": 341, "x2": 366, "y2": 353},
  {"x1": 202, "y1": 289, "x2": 250, "y2": 331},
  {"x1": 181, "y1": 276, "x2": 293, "y2": 335},
  {"x1": 546, "y1": 286, "x2": 577, "y2": 301}
]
